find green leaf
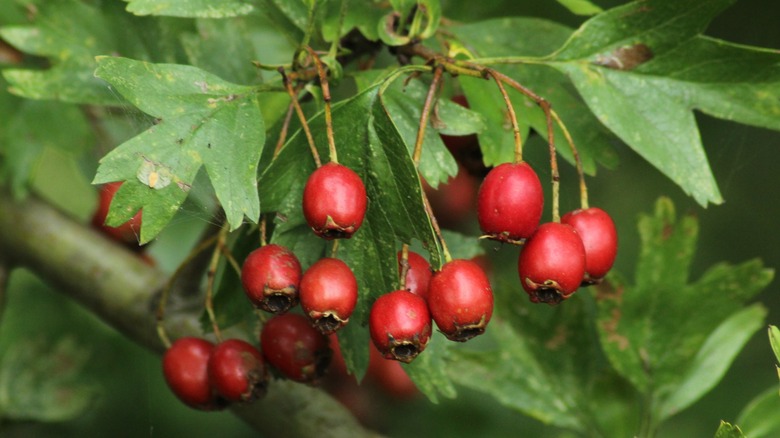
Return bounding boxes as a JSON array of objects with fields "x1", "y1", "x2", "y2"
[
  {"x1": 768, "y1": 325, "x2": 780, "y2": 364},
  {"x1": 0, "y1": 337, "x2": 98, "y2": 422},
  {"x1": 404, "y1": 331, "x2": 456, "y2": 402},
  {"x1": 555, "y1": 64, "x2": 721, "y2": 205},
  {"x1": 656, "y1": 304, "x2": 767, "y2": 420},
  {"x1": 454, "y1": 18, "x2": 618, "y2": 173},
  {"x1": 715, "y1": 421, "x2": 747, "y2": 438},
  {"x1": 736, "y1": 386, "x2": 780, "y2": 438},
  {"x1": 556, "y1": 0, "x2": 603, "y2": 16},
  {"x1": 594, "y1": 197, "x2": 774, "y2": 416},
  {"x1": 0, "y1": 1, "x2": 188, "y2": 104},
  {"x1": 258, "y1": 83, "x2": 443, "y2": 387},
  {"x1": 448, "y1": 319, "x2": 585, "y2": 431},
  {"x1": 124, "y1": 0, "x2": 254, "y2": 18},
  {"x1": 544, "y1": 0, "x2": 780, "y2": 205},
  {"x1": 93, "y1": 57, "x2": 266, "y2": 242},
  {"x1": 180, "y1": 18, "x2": 263, "y2": 85},
  {"x1": 1, "y1": 100, "x2": 92, "y2": 197},
  {"x1": 322, "y1": 0, "x2": 385, "y2": 42},
  {"x1": 552, "y1": 0, "x2": 736, "y2": 61}
]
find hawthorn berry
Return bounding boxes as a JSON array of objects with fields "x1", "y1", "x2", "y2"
[
  {"x1": 162, "y1": 337, "x2": 225, "y2": 411},
  {"x1": 260, "y1": 313, "x2": 331, "y2": 384},
  {"x1": 397, "y1": 250, "x2": 432, "y2": 300},
  {"x1": 302, "y1": 162, "x2": 367, "y2": 239},
  {"x1": 369, "y1": 290, "x2": 431, "y2": 363},
  {"x1": 208, "y1": 339, "x2": 268, "y2": 403},
  {"x1": 423, "y1": 164, "x2": 479, "y2": 229},
  {"x1": 91, "y1": 181, "x2": 143, "y2": 246},
  {"x1": 428, "y1": 259, "x2": 493, "y2": 342},
  {"x1": 241, "y1": 244, "x2": 302, "y2": 314},
  {"x1": 561, "y1": 207, "x2": 618, "y2": 284},
  {"x1": 518, "y1": 222, "x2": 586, "y2": 305},
  {"x1": 299, "y1": 257, "x2": 358, "y2": 334},
  {"x1": 477, "y1": 162, "x2": 543, "y2": 243}
]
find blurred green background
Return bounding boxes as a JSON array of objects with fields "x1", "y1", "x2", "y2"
[{"x1": 1, "y1": 0, "x2": 778, "y2": 436}]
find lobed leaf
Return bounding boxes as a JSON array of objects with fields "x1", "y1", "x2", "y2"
[
  {"x1": 124, "y1": 0, "x2": 254, "y2": 18},
  {"x1": 594, "y1": 197, "x2": 773, "y2": 418},
  {"x1": 94, "y1": 57, "x2": 267, "y2": 242}
]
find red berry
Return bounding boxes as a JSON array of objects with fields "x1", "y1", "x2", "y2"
[
  {"x1": 561, "y1": 207, "x2": 618, "y2": 284},
  {"x1": 241, "y1": 244, "x2": 302, "y2": 314},
  {"x1": 428, "y1": 259, "x2": 493, "y2": 342},
  {"x1": 208, "y1": 339, "x2": 268, "y2": 403},
  {"x1": 397, "y1": 250, "x2": 432, "y2": 300},
  {"x1": 299, "y1": 257, "x2": 358, "y2": 334},
  {"x1": 302, "y1": 162, "x2": 367, "y2": 240},
  {"x1": 367, "y1": 342, "x2": 418, "y2": 400},
  {"x1": 423, "y1": 164, "x2": 479, "y2": 229},
  {"x1": 369, "y1": 290, "x2": 431, "y2": 363},
  {"x1": 162, "y1": 337, "x2": 224, "y2": 410},
  {"x1": 477, "y1": 162, "x2": 543, "y2": 243},
  {"x1": 260, "y1": 313, "x2": 331, "y2": 384},
  {"x1": 518, "y1": 222, "x2": 586, "y2": 305},
  {"x1": 92, "y1": 181, "x2": 143, "y2": 246}
]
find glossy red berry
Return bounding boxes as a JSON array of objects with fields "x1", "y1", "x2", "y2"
[
  {"x1": 260, "y1": 313, "x2": 331, "y2": 384},
  {"x1": 299, "y1": 257, "x2": 358, "y2": 334},
  {"x1": 208, "y1": 339, "x2": 268, "y2": 403},
  {"x1": 561, "y1": 207, "x2": 618, "y2": 284},
  {"x1": 302, "y1": 162, "x2": 367, "y2": 239},
  {"x1": 477, "y1": 162, "x2": 543, "y2": 243},
  {"x1": 241, "y1": 244, "x2": 302, "y2": 314},
  {"x1": 518, "y1": 222, "x2": 586, "y2": 305},
  {"x1": 428, "y1": 259, "x2": 493, "y2": 342},
  {"x1": 369, "y1": 290, "x2": 431, "y2": 363},
  {"x1": 397, "y1": 250, "x2": 432, "y2": 300},
  {"x1": 162, "y1": 337, "x2": 224, "y2": 410},
  {"x1": 92, "y1": 181, "x2": 143, "y2": 246}
]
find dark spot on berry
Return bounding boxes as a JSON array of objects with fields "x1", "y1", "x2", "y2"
[
  {"x1": 314, "y1": 315, "x2": 342, "y2": 334},
  {"x1": 391, "y1": 344, "x2": 419, "y2": 362},
  {"x1": 533, "y1": 287, "x2": 563, "y2": 305},
  {"x1": 263, "y1": 294, "x2": 295, "y2": 314}
]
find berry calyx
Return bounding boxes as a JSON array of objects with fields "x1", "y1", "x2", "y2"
[
  {"x1": 302, "y1": 162, "x2": 367, "y2": 240},
  {"x1": 299, "y1": 257, "x2": 359, "y2": 334},
  {"x1": 428, "y1": 259, "x2": 493, "y2": 342},
  {"x1": 477, "y1": 162, "x2": 544, "y2": 243},
  {"x1": 208, "y1": 339, "x2": 268, "y2": 403},
  {"x1": 260, "y1": 313, "x2": 331, "y2": 384},
  {"x1": 241, "y1": 244, "x2": 302, "y2": 314},
  {"x1": 369, "y1": 290, "x2": 431, "y2": 363},
  {"x1": 561, "y1": 207, "x2": 618, "y2": 285},
  {"x1": 162, "y1": 337, "x2": 225, "y2": 411},
  {"x1": 518, "y1": 222, "x2": 586, "y2": 305},
  {"x1": 91, "y1": 181, "x2": 143, "y2": 246},
  {"x1": 397, "y1": 250, "x2": 432, "y2": 300}
]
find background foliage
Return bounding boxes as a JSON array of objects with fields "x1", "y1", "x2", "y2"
[{"x1": 0, "y1": 0, "x2": 779, "y2": 437}]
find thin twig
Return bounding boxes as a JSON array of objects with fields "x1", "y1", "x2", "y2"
[
  {"x1": 204, "y1": 225, "x2": 229, "y2": 342},
  {"x1": 399, "y1": 244, "x2": 410, "y2": 290},
  {"x1": 488, "y1": 71, "x2": 523, "y2": 163},
  {"x1": 279, "y1": 67, "x2": 322, "y2": 167},
  {"x1": 412, "y1": 65, "x2": 444, "y2": 163},
  {"x1": 305, "y1": 47, "x2": 338, "y2": 164},
  {"x1": 550, "y1": 109, "x2": 588, "y2": 210}
]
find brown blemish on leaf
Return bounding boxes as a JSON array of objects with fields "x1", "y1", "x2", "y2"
[
  {"x1": 662, "y1": 223, "x2": 673, "y2": 240},
  {"x1": 545, "y1": 325, "x2": 568, "y2": 350},
  {"x1": 601, "y1": 308, "x2": 630, "y2": 351},
  {"x1": 594, "y1": 279, "x2": 624, "y2": 303},
  {"x1": 594, "y1": 43, "x2": 654, "y2": 71}
]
